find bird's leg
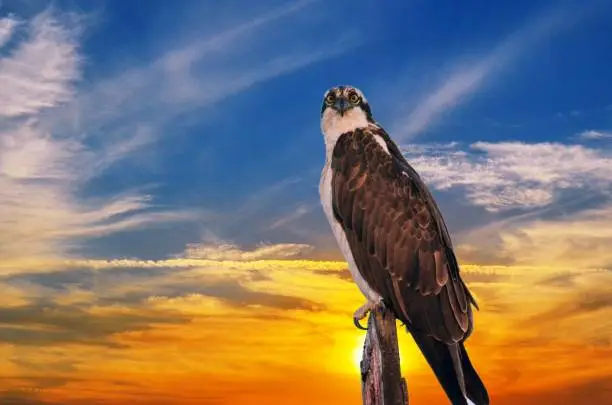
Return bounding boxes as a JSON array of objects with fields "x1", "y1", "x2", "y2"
[{"x1": 353, "y1": 300, "x2": 378, "y2": 330}]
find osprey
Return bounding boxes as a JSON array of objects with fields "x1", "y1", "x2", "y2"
[{"x1": 319, "y1": 85, "x2": 489, "y2": 405}]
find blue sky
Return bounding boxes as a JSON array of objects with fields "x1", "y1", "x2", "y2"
[
  {"x1": 3, "y1": 1, "x2": 612, "y2": 403},
  {"x1": 1, "y1": 0, "x2": 612, "y2": 264}
]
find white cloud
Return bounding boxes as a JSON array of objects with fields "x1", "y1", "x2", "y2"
[
  {"x1": 0, "y1": 3, "x2": 354, "y2": 263},
  {"x1": 0, "y1": 242, "x2": 330, "y2": 275},
  {"x1": 0, "y1": 10, "x2": 80, "y2": 117},
  {"x1": 404, "y1": 141, "x2": 612, "y2": 211},
  {"x1": 0, "y1": 11, "x2": 169, "y2": 261},
  {"x1": 47, "y1": 0, "x2": 348, "y2": 148},
  {"x1": 159, "y1": 0, "x2": 316, "y2": 77},
  {"x1": 182, "y1": 242, "x2": 314, "y2": 261},
  {"x1": 35, "y1": 2, "x2": 354, "y2": 188},
  {"x1": 0, "y1": 15, "x2": 19, "y2": 48},
  {"x1": 0, "y1": 121, "x2": 196, "y2": 261},
  {"x1": 576, "y1": 130, "x2": 612, "y2": 140},
  {"x1": 395, "y1": 5, "x2": 581, "y2": 139}
]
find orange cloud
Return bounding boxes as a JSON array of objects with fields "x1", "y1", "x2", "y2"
[{"x1": 0, "y1": 242, "x2": 610, "y2": 404}]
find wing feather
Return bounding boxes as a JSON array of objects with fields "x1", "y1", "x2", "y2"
[
  {"x1": 435, "y1": 251, "x2": 449, "y2": 286},
  {"x1": 331, "y1": 127, "x2": 477, "y2": 343}
]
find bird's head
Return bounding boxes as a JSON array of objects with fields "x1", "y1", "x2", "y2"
[{"x1": 320, "y1": 85, "x2": 374, "y2": 140}]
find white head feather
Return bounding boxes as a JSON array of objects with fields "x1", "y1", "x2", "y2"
[{"x1": 320, "y1": 86, "x2": 371, "y2": 157}]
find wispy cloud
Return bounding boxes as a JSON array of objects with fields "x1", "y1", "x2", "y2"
[
  {"x1": 0, "y1": 241, "x2": 610, "y2": 403},
  {"x1": 462, "y1": 204, "x2": 612, "y2": 268},
  {"x1": 0, "y1": 14, "x2": 19, "y2": 48},
  {"x1": 395, "y1": 4, "x2": 582, "y2": 138},
  {"x1": 0, "y1": 11, "x2": 190, "y2": 262},
  {"x1": 181, "y1": 241, "x2": 314, "y2": 261},
  {"x1": 404, "y1": 141, "x2": 612, "y2": 211},
  {"x1": 0, "y1": 3, "x2": 354, "y2": 264},
  {"x1": 160, "y1": 0, "x2": 317, "y2": 77},
  {"x1": 207, "y1": 176, "x2": 308, "y2": 238},
  {"x1": 267, "y1": 204, "x2": 317, "y2": 230},
  {"x1": 576, "y1": 129, "x2": 612, "y2": 140},
  {"x1": 0, "y1": 10, "x2": 80, "y2": 117},
  {"x1": 47, "y1": 0, "x2": 350, "y2": 147}
]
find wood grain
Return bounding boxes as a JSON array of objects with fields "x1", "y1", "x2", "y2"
[{"x1": 360, "y1": 305, "x2": 408, "y2": 405}]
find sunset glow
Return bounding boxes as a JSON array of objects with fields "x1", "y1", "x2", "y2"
[
  {"x1": 352, "y1": 334, "x2": 366, "y2": 372},
  {"x1": 1, "y1": 1, "x2": 611, "y2": 404}
]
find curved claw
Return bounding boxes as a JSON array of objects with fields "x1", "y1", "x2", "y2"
[{"x1": 353, "y1": 317, "x2": 368, "y2": 330}]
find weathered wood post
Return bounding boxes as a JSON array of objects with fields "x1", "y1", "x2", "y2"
[{"x1": 360, "y1": 304, "x2": 409, "y2": 405}]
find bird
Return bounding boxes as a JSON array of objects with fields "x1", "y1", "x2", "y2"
[{"x1": 318, "y1": 85, "x2": 489, "y2": 405}]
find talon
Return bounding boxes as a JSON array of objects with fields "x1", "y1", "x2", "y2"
[
  {"x1": 353, "y1": 317, "x2": 368, "y2": 330},
  {"x1": 353, "y1": 301, "x2": 377, "y2": 330}
]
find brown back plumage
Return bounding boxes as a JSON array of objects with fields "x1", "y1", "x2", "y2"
[{"x1": 330, "y1": 126, "x2": 478, "y2": 344}]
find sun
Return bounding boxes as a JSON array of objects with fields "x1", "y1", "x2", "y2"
[
  {"x1": 352, "y1": 334, "x2": 367, "y2": 371},
  {"x1": 350, "y1": 332, "x2": 414, "y2": 373}
]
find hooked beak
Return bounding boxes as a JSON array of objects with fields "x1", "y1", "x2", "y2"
[{"x1": 334, "y1": 97, "x2": 349, "y2": 115}]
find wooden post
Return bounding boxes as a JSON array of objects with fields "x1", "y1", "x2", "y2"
[{"x1": 360, "y1": 305, "x2": 409, "y2": 405}]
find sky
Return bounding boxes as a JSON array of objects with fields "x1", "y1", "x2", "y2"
[{"x1": 0, "y1": 0, "x2": 612, "y2": 404}]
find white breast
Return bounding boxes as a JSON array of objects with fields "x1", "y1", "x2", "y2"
[
  {"x1": 321, "y1": 108, "x2": 371, "y2": 156},
  {"x1": 319, "y1": 161, "x2": 382, "y2": 303}
]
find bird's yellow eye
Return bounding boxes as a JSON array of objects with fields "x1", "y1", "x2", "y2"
[
  {"x1": 325, "y1": 93, "x2": 336, "y2": 105},
  {"x1": 348, "y1": 92, "x2": 360, "y2": 104}
]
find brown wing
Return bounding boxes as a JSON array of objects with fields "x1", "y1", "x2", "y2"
[{"x1": 331, "y1": 127, "x2": 476, "y2": 343}]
